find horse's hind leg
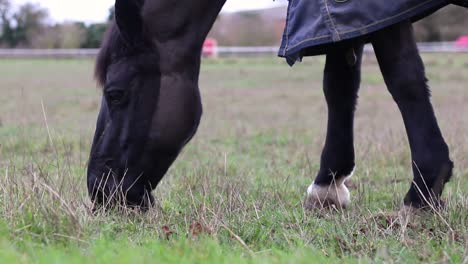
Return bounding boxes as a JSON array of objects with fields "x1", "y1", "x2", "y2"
[
  {"x1": 305, "y1": 45, "x2": 364, "y2": 210},
  {"x1": 372, "y1": 21, "x2": 453, "y2": 209}
]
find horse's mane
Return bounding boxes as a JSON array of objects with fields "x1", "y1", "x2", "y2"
[{"x1": 95, "y1": 22, "x2": 128, "y2": 88}]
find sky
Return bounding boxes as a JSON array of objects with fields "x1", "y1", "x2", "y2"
[{"x1": 13, "y1": 0, "x2": 287, "y2": 24}]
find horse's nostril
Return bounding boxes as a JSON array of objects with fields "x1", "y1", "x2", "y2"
[
  {"x1": 104, "y1": 159, "x2": 114, "y2": 167},
  {"x1": 121, "y1": 140, "x2": 130, "y2": 151}
]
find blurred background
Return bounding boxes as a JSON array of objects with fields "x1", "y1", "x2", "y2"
[{"x1": 0, "y1": 0, "x2": 467, "y2": 50}]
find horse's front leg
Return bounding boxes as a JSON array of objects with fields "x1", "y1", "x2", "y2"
[
  {"x1": 372, "y1": 21, "x2": 453, "y2": 209},
  {"x1": 305, "y1": 45, "x2": 364, "y2": 209}
]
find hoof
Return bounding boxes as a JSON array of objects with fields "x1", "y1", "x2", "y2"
[
  {"x1": 398, "y1": 205, "x2": 417, "y2": 221},
  {"x1": 402, "y1": 199, "x2": 446, "y2": 212},
  {"x1": 398, "y1": 205, "x2": 429, "y2": 224},
  {"x1": 305, "y1": 178, "x2": 351, "y2": 210}
]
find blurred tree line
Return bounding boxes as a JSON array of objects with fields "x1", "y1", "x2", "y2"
[
  {"x1": 0, "y1": 0, "x2": 112, "y2": 48},
  {"x1": 0, "y1": 0, "x2": 466, "y2": 49},
  {"x1": 413, "y1": 5, "x2": 468, "y2": 42}
]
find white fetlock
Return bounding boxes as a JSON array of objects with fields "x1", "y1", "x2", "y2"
[{"x1": 305, "y1": 169, "x2": 354, "y2": 209}]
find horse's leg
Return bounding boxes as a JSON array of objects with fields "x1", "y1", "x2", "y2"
[
  {"x1": 305, "y1": 45, "x2": 364, "y2": 209},
  {"x1": 372, "y1": 21, "x2": 453, "y2": 209}
]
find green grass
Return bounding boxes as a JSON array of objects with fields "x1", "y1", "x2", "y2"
[{"x1": 0, "y1": 55, "x2": 467, "y2": 263}]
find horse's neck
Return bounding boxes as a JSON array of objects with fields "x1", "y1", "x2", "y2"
[
  {"x1": 143, "y1": 0, "x2": 226, "y2": 41},
  {"x1": 196, "y1": 0, "x2": 227, "y2": 38},
  {"x1": 144, "y1": 0, "x2": 226, "y2": 74}
]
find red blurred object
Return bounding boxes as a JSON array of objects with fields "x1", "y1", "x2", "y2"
[
  {"x1": 455, "y1": 36, "x2": 468, "y2": 48},
  {"x1": 202, "y1": 38, "x2": 218, "y2": 57}
]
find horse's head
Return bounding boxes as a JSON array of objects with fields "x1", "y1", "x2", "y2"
[{"x1": 87, "y1": 0, "x2": 206, "y2": 210}]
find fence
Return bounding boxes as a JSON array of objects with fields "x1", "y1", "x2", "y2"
[
  {"x1": 0, "y1": 42, "x2": 467, "y2": 59},
  {"x1": 0, "y1": 49, "x2": 98, "y2": 59}
]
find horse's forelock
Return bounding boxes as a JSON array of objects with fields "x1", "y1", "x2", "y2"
[
  {"x1": 94, "y1": 23, "x2": 122, "y2": 88},
  {"x1": 94, "y1": 27, "x2": 111, "y2": 87},
  {"x1": 94, "y1": 19, "x2": 156, "y2": 88},
  {"x1": 94, "y1": 50, "x2": 108, "y2": 88}
]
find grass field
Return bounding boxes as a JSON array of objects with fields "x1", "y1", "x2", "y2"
[{"x1": 0, "y1": 54, "x2": 467, "y2": 263}]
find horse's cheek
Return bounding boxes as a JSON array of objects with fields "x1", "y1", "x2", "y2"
[{"x1": 148, "y1": 77, "x2": 201, "y2": 151}]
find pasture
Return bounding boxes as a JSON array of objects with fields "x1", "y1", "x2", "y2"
[{"x1": 0, "y1": 54, "x2": 466, "y2": 263}]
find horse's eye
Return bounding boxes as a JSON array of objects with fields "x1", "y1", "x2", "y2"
[{"x1": 105, "y1": 90, "x2": 126, "y2": 106}]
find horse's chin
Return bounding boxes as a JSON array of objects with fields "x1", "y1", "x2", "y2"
[{"x1": 87, "y1": 164, "x2": 156, "y2": 211}]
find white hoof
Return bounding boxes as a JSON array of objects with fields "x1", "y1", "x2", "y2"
[{"x1": 305, "y1": 169, "x2": 354, "y2": 209}]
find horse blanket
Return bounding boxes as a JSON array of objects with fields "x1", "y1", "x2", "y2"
[{"x1": 278, "y1": 0, "x2": 462, "y2": 65}]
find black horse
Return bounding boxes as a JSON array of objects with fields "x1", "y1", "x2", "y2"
[{"x1": 87, "y1": 0, "x2": 463, "y2": 211}]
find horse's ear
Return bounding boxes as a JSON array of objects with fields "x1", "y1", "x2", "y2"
[{"x1": 114, "y1": 0, "x2": 145, "y2": 48}]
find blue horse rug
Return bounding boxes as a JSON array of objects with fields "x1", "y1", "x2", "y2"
[{"x1": 278, "y1": 0, "x2": 464, "y2": 65}]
